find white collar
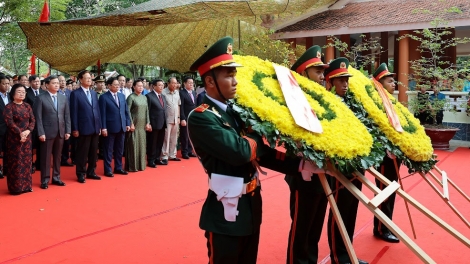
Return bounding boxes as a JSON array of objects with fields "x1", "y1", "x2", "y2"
[{"x1": 205, "y1": 94, "x2": 227, "y2": 112}]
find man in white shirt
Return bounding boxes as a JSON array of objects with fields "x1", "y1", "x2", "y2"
[
  {"x1": 117, "y1": 74, "x2": 132, "y2": 99},
  {"x1": 161, "y1": 77, "x2": 181, "y2": 163}
]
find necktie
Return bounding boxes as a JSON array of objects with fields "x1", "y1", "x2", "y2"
[
  {"x1": 34, "y1": 90, "x2": 38, "y2": 96},
  {"x1": 86, "y1": 90, "x2": 92, "y2": 104},
  {"x1": 53, "y1": 95, "x2": 57, "y2": 110},
  {"x1": 158, "y1": 94, "x2": 164, "y2": 107},
  {"x1": 226, "y1": 105, "x2": 239, "y2": 128},
  {"x1": 189, "y1": 91, "x2": 194, "y2": 103},
  {"x1": 114, "y1": 93, "x2": 119, "y2": 107}
]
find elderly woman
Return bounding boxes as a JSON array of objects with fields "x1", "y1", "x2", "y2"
[
  {"x1": 4, "y1": 84, "x2": 36, "y2": 195},
  {"x1": 125, "y1": 79, "x2": 151, "y2": 172}
]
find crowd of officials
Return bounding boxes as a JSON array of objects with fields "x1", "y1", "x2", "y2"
[{"x1": 0, "y1": 71, "x2": 203, "y2": 194}]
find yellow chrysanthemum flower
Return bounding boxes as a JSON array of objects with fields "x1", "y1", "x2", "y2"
[
  {"x1": 347, "y1": 67, "x2": 434, "y2": 162},
  {"x1": 233, "y1": 55, "x2": 373, "y2": 160}
]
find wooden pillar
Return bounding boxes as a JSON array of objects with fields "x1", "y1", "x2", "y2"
[
  {"x1": 340, "y1": 34, "x2": 350, "y2": 58},
  {"x1": 288, "y1": 38, "x2": 297, "y2": 65},
  {"x1": 398, "y1": 31, "x2": 409, "y2": 103},
  {"x1": 288, "y1": 38, "x2": 297, "y2": 49},
  {"x1": 325, "y1": 36, "x2": 335, "y2": 63},
  {"x1": 305, "y1": 37, "x2": 313, "y2": 49},
  {"x1": 408, "y1": 32, "x2": 420, "y2": 75},
  {"x1": 393, "y1": 34, "x2": 399, "y2": 78},
  {"x1": 444, "y1": 28, "x2": 457, "y2": 68},
  {"x1": 362, "y1": 33, "x2": 372, "y2": 73},
  {"x1": 380, "y1": 32, "x2": 389, "y2": 65}
]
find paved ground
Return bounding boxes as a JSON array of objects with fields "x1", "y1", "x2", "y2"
[{"x1": 449, "y1": 139, "x2": 470, "y2": 151}]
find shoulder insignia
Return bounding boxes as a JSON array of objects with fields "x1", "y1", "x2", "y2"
[
  {"x1": 195, "y1": 104, "x2": 210, "y2": 113},
  {"x1": 211, "y1": 107, "x2": 220, "y2": 116}
]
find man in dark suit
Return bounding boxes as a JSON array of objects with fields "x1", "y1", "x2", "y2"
[
  {"x1": 0, "y1": 75, "x2": 10, "y2": 178},
  {"x1": 58, "y1": 75, "x2": 73, "y2": 167},
  {"x1": 146, "y1": 79, "x2": 167, "y2": 167},
  {"x1": 179, "y1": 76, "x2": 197, "y2": 159},
  {"x1": 70, "y1": 70, "x2": 102, "y2": 183},
  {"x1": 33, "y1": 75, "x2": 71, "y2": 189},
  {"x1": 99, "y1": 77, "x2": 131, "y2": 177},
  {"x1": 26, "y1": 75, "x2": 46, "y2": 173}
]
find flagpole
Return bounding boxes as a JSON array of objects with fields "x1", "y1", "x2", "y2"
[
  {"x1": 48, "y1": 0, "x2": 51, "y2": 76},
  {"x1": 47, "y1": 0, "x2": 52, "y2": 76}
]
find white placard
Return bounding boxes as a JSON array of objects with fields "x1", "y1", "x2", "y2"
[{"x1": 273, "y1": 63, "x2": 323, "y2": 133}]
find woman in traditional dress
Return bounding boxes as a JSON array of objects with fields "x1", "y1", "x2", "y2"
[
  {"x1": 125, "y1": 79, "x2": 150, "y2": 172},
  {"x1": 4, "y1": 84, "x2": 35, "y2": 195}
]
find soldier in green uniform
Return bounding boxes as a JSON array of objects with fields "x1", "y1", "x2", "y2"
[
  {"x1": 324, "y1": 58, "x2": 368, "y2": 264},
  {"x1": 187, "y1": 36, "x2": 324, "y2": 264},
  {"x1": 285, "y1": 45, "x2": 330, "y2": 264},
  {"x1": 371, "y1": 63, "x2": 400, "y2": 243},
  {"x1": 93, "y1": 75, "x2": 106, "y2": 160},
  {"x1": 93, "y1": 75, "x2": 106, "y2": 98}
]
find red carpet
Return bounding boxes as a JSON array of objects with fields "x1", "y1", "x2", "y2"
[{"x1": 0, "y1": 148, "x2": 468, "y2": 263}]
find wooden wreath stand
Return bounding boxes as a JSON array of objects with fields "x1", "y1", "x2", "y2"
[{"x1": 317, "y1": 163, "x2": 470, "y2": 264}]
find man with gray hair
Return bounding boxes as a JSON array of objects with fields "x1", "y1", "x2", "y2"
[{"x1": 161, "y1": 77, "x2": 181, "y2": 163}]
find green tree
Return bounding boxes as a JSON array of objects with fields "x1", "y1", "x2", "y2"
[
  {"x1": 0, "y1": 0, "x2": 150, "y2": 75},
  {"x1": 65, "y1": 0, "x2": 149, "y2": 19},
  {"x1": 0, "y1": 0, "x2": 71, "y2": 74},
  {"x1": 239, "y1": 28, "x2": 304, "y2": 68},
  {"x1": 400, "y1": 1, "x2": 470, "y2": 124},
  {"x1": 325, "y1": 34, "x2": 384, "y2": 74}
]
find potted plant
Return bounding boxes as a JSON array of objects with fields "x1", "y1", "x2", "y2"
[
  {"x1": 408, "y1": 85, "x2": 460, "y2": 149},
  {"x1": 400, "y1": 3, "x2": 470, "y2": 149}
]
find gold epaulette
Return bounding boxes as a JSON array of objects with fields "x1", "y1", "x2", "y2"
[{"x1": 195, "y1": 104, "x2": 210, "y2": 113}]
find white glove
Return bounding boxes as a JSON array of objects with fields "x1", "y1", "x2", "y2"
[
  {"x1": 301, "y1": 170, "x2": 313, "y2": 181},
  {"x1": 386, "y1": 150, "x2": 396, "y2": 159}
]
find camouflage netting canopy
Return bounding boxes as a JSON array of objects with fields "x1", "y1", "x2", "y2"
[{"x1": 19, "y1": 0, "x2": 335, "y2": 74}]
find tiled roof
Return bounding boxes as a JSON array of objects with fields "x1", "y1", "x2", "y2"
[{"x1": 276, "y1": 0, "x2": 470, "y2": 33}]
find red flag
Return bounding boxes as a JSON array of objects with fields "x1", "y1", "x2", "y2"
[
  {"x1": 38, "y1": 0, "x2": 50, "y2": 23},
  {"x1": 97, "y1": 60, "x2": 101, "y2": 75},
  {"x1": 34, "y1": 1, "x2": 49, "y2": 77},
  {"x1": 30, "y1": 55, "x2": 36, "y2": 75}
]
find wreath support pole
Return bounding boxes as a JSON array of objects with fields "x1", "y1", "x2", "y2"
[
  {"x1": 317, "y1": 173, "x2": 358, "y2": 264},
  {"x1": 417, "y1": 166, "x2": 470, "y2": 229},
  {"x1": 432, "y1": 166, "x2": 470, "y2": 202},
  {"x1": 326, "y1": 164, "x2": 436, "y2": 263},
  {"x1": 368, "y1": 167, "x2": 470, "y2": 248},
  {"x1": 393, "y1": 159, "x2": 417, "y2": 239}
]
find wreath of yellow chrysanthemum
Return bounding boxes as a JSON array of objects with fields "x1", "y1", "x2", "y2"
[
  {"x1": 233, "y1": 55, "x2": 373, "y2": 161},
  {"x1": 347, "y1": 67, "x2": 433, "y2": 162}
]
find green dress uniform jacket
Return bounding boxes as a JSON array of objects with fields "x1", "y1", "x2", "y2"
[{"x1": 188, "y1": 96, "x2": 300, "y2": 237}]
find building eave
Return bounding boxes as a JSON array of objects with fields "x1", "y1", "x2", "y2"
[
  {"x1": 271, "y1": 18, "x2": 470, "y2": 39},
  {"x1": 272, "y1": 0, "x2": 352, "y2": 31}
]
